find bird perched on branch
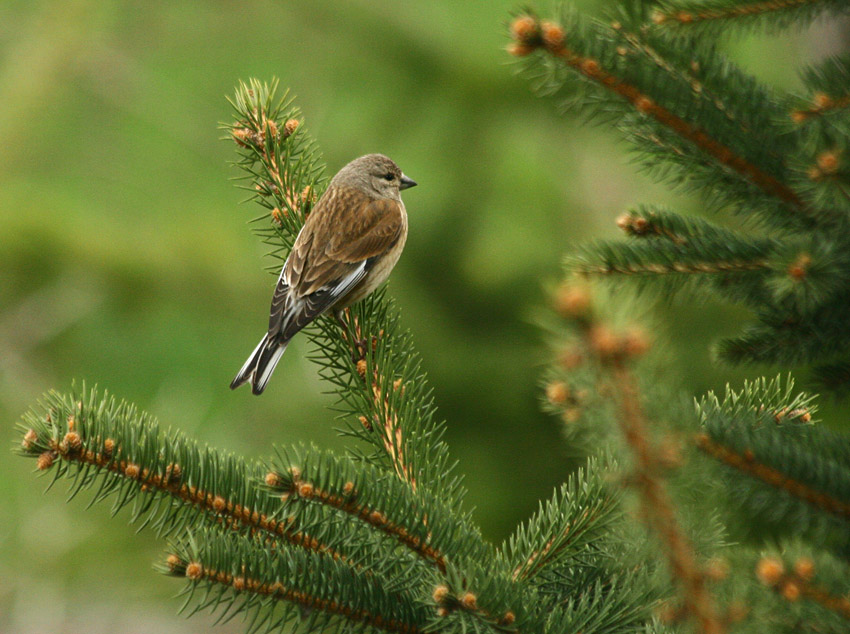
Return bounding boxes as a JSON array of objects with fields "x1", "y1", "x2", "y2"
[{"x1": 231, "y1": 153, "x2": 417, "y2": 394}]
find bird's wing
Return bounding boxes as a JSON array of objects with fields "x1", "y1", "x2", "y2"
[{"x1": 266, "y1": 189, "x2": 403, "y2": 341}]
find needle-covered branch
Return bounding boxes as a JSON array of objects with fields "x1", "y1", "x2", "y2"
[
  {"x1": 696, "y1": 377, "x2": 850, "y2": 554},
  {"x1": 651, "y1": 0, "x2": 849, "y2": 34},
  {"x1": 508, "y1": 12, "x2": 810, "y2": 228}
]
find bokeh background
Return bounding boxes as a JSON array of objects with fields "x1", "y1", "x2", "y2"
[{"x1": 1, "y1": 1, "x2": 846, "y2": 632}]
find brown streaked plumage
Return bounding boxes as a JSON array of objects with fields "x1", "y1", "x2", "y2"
[{"x1": 231, "y1": 154, "x2": 417, "y2": 394}]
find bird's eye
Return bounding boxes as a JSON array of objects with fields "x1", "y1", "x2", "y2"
[{"x1": 383, "y1": 173, "x2": 395, "y2": 181}]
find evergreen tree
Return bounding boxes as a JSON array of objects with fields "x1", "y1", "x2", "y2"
[{"x1": 507, "y1": 0, "x2": 850, "y2": 631}]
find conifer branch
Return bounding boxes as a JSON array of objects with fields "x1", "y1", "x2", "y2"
[
  {"x1": 756, "y1": 556, "x2": 850, "y2": 621},
  {"x1": 508, "y1": 16, "x2": 804, "y2": 211},
  {"x1": 792, "y1": 94, "x2": 850, "y2": 123},
  {"x1": 575, "y1": 257, "x2": 769, "y2": 276},
  {"x1": 162, "y1": 532, "x2": 429, "y2": 634},
  {"x1": 15, "y1": 387, "x2": 353, "y2": 563},
  {"x1": 652, "y1": 0, "x2": 832, "y2": 28},
  {"x1": 695, "y1": 433, "x2": 850, "y2": 522},
  {"x1": 608, "y1": 360, "x2": 723, "y2": 634},
  {"x1": 550, "y1": 283, "x2": 722, "y2": 633},
  {"x1": 273, "y1": 472, "x2": 447, "y2": 572},
  {"x1": 167, "y1": 556, "x2": 421, "y2": 634}
]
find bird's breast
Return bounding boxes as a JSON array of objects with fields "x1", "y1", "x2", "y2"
[{"x1": 338, "y1": 208, "x2": 408, "y2": 307}]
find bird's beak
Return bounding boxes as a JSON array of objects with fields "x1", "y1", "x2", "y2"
[{"x1": 399, "y1": 173, "x2": 417, "y2": 190}]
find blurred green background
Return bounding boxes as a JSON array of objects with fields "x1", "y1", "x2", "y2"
[{"x1": 1, "y1": 1, "x2": 844, "y2": 632}]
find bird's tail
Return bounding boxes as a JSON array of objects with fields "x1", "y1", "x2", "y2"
[{"x1": 230, "y1": 333, "x2": 289, "y2": 395}]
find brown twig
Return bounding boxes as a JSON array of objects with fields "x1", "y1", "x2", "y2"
[
  {"x1": 170, "y1": 557, "x2": 421, "y2": 634},
  {"x1": 793, "y1": 94, "x2": 850, "y2": 123},
  {"x1": 511, "y1": 18, "x2": 804, "y2": 210},
  {"x1": 577, "y1": 258, "x2": 769, "y2": 276},
  {"x1": 695, "y1": 433, "x2": 850, "y2": 521},
  {"x1": 293, "y1": 478, "x2": 445, "y2": 573},
  {"x1": 34, "y1": 431, "x2": 347, "y2": 563},
  {"x1": 653, "y1": 0, "x2": 829, "y2": 25},
  {"x1": 342, "y1": 309, "x2": 417, "y2": 490},
  {"x1": 609, "y1": 361, "x2": 724, "y2": 634}
]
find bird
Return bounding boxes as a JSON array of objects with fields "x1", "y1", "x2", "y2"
[{"x1": 230, "y1": 153, "x2": 417, "y2": 395}]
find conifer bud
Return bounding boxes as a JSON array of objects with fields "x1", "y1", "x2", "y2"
[
  {"x1": 756, "y1": 556, "x2": 784, "y2": 586},
  {"x1": 232, "y1": 127, "x2": 252, "y2": 147},
  {"x1": 212, "y1": 495, "x2": 227, "y2": 512},
  {"x1": 124, "y1": 463, "x2": 140, "y2": 479},
  {"x1": 507, "y1": 43, "x2": 535, "y2": 57},
  {"x1": 540, "y1": 21, "x2": 565, "y2": 52},
  {"x1": 186, "y1": 562, "x2": 204, "y2": 580},
  {"x1": 21, "y1": 429, "x2": 38, "y2": 451},
  {"x1": 63, "y1": 431, "x2": 82, "y2": 452},
  {"x1": 460, "y1": 591, "x2": 478, "y2": 610},
  {"x1": 790, "y1": 110, "x2": 807, "y2": 124},
  {"x1": 103, "y1": 438, "x2": 115, "y2": 457},
  {"x1": 37, "y1": 451, "x2": 55, "y2": 470},
  {"x1": 793, "y1": 557, "x2": 815, "y2": 581},
  {"x1": 546, "y1": 381, "x2": 570, "y2": 405},
  {"x1": 787, "y1": 253, "x2": 811, "y2": 281},
  {"x1": 813, "y1": 93, "x2": 832, "y2": 108},
  {"x1": 432, "y1": 584, "x2": 450, "y2": 604},
  {"x1": 588, "y1": 325, "x2": 620, "y2": 359},
  {"x1": 283, "y1": 118, "x2": 300, "y2": 138},
  {"x1": 622, "y1": 327, "x2": 651, "y2": 358},
  {"x1": 265, "y1": 471, "x2": 282, "y2": 488},
  {"x1": 817, "y1": 150, "x2": 840, "y2": 175},
  {"x1": 501, "y1": 611, "x2": 516, "y2": 625},
  {"x1": 166, "y1": 554, "x2": 183, "y2": 573},
  {"x1": 358, "y1": 415, "x2": 372, "y2": 431},
  {"x1": 553, "y1": 283, "x2": 591, "y2": 319},
  {"x1": 781, "y1": 580, "x2": 800, "y2": 601},
  {"x1": 510, "y1": 15, "x2": 538, "y2": 43},
  {"x1": 298, "y1": 482, "x2": 314, "y2": 498}
]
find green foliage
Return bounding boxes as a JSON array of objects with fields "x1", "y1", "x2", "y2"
[
  {"x1": 652, "y1": 0, "x2": 850, "y2": 35},
  {"x1": 697, "y1": 376, "x2": 850, "y2": 555},
  {"x1": 513, "y1": 2, "x2": 850, "y2": 383},
  {"x1": 512, "y1": 0, "x2": 850, "y2": 630}
]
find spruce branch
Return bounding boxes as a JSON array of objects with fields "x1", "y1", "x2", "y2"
[
  {"x1": 696, "y1": 433, "x2": 850, "y2": 522},
  {"x1": 508, "y1": 14, "x2": 808, "y2": 224},
  {"x1": 14, "y1": 386, "x2": 377, "y2": 567},
  {"x1": 795, "y1": 54, "x2": 850, "y2": 124},
  {"x1": 696, "y1": 377, "x2": 850, "y2": 551},
  {"x1": 162, "y1": 531, "x2": 428, "y2": 634},
  {"x1": 550, "y1": 282, "x2": 723, "y2": 634},
  {"x1": 651, "y1": 0, "x2": 848, "y2": 34},
  {"x1": 756, "y1": 554, "x2": 850, "y2": 621},
  {"x1": 506, "y1": 456, "x2": 623, "y2": 585},
  {"x1": 263, "y1": 446, "x2": 492, "y2": 574}
]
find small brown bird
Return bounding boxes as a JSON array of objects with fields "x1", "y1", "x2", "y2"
[{"x1": 231, "y1": 154, "x2": 417, "y2": 394}]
